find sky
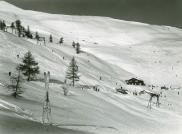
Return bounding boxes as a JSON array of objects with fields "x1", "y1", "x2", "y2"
[{"x1": 4, "y1": 0, "x2": 182, "y2": 28}]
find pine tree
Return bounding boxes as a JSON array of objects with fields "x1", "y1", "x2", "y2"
[
  {"x1": 0, "y1": 20, "x2": 2, "y2": 30},
  {"x1": 18, "y1": 51, "x2": 40, "y2": 81},
  {"x1": 9, "y1": 69, "x2": 24, "y2": 98},
  {"x1": 15, "y1": 20, "x2": 22, "y2": 37},
  {"x1": 49, "y1": 34, "x2": 53, "y2": 43},
  {"x1": 0, "y1": 20, "x2": 6, "y2": 31},
  {"x1": 66, "y1": 57, "x2": 79, "y2": 87},
  {"x1": 0, "y1": 20, "x2": 3, "y2": 30},
  {"x1": 25, "y1": 26, "x2": 32, "y2": 39},
  {"x1": 3, "y1": 20, "x2": 6, "y2": 31},
  {"x1": 59, "y1": 37, "x2": 63, "y2": 44},
  {"x1": 76, "y1": 43, "x2": 80, "y2": 54},
  {"x1": 21, "y1": 26, "x2": 26, "y2": 37}
]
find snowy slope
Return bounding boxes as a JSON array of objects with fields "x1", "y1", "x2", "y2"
[{"x1": 0, "y1": 1, "x2": 182, "y2": 134}]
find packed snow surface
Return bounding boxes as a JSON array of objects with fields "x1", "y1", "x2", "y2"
[{"x1": 0, "y1": 1, "x2": 182, "y2": 134}]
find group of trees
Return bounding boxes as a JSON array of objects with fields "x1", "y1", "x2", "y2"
[
  {"x1": 0, "y1": 19, "x2": 33, "y2": 39},
  {"x1": 1, "y1": 19, "x2": 66, "y2": 46},
  {"x1": 1, "y1": 20, "x2": 80, "y2": 97},
  {"x1": 15, "y1": 20, "x2": 33, "y2": 38},
  {"x1": 25, "y1": 26, "x2": 33, "y2": 39},
  {"x1": 9, "y1": 51, "x2": 40, "y2": 98},
  {"x1": 9, "y1": 51, "x2": 80, "y2": 97},
  {"x1": 49, "y1": 34, "x2": 64, "y2": 45},
  {"x1": 72, "y1": 41, "x2": 81, "y2": 54}
]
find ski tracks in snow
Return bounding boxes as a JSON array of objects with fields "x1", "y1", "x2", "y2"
[{"x1": 53, "y1": 123, "x2": 118, "y2": 131}]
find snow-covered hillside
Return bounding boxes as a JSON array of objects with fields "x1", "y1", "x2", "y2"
[{"x1": 0, "y1": 1, "x2": 182, "y2": 134}]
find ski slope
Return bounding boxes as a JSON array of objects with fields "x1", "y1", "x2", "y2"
[{"x1": 0, "y1": 1, "x2": 182, "y2": 134}]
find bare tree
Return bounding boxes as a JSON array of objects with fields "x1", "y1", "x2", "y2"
[{"x1": 9, "y1": 70, "x2": 24, "y2": 98}]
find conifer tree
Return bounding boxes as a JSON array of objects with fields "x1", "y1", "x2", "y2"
[
  {"x1": 59, "y1": 37, "x2": 63, "y2": 44},
  {"x1": 3, "y1": 20, "x2": 6, "y2": 31},
  {"x1": 18, "y1": 51, "x2": 40, "y2": 81},
  {"x1": 0, "y1": 20, "x2": 3, "y2": 30},
  {"x1": 25, "y1": 26, "x2": 32, "y2": 39},
  {"x1": 66, "y1": 57, "x2": 79, "y2": 87},
  {"x1": 0, "y1": 20, "x2": 6, "y2": 31},
  {"x1": 76, "y1": 43, "x2": 81, "y2": 54},
  {"x1": 49, "y1": 34, "x2": 53, "y2": 43},
  {"x1": 15, "y1": 20, "x2": 22, "y2": 37},
  {"x1": 21, "y1": 26, "x2": 26, "y2": 37}
]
